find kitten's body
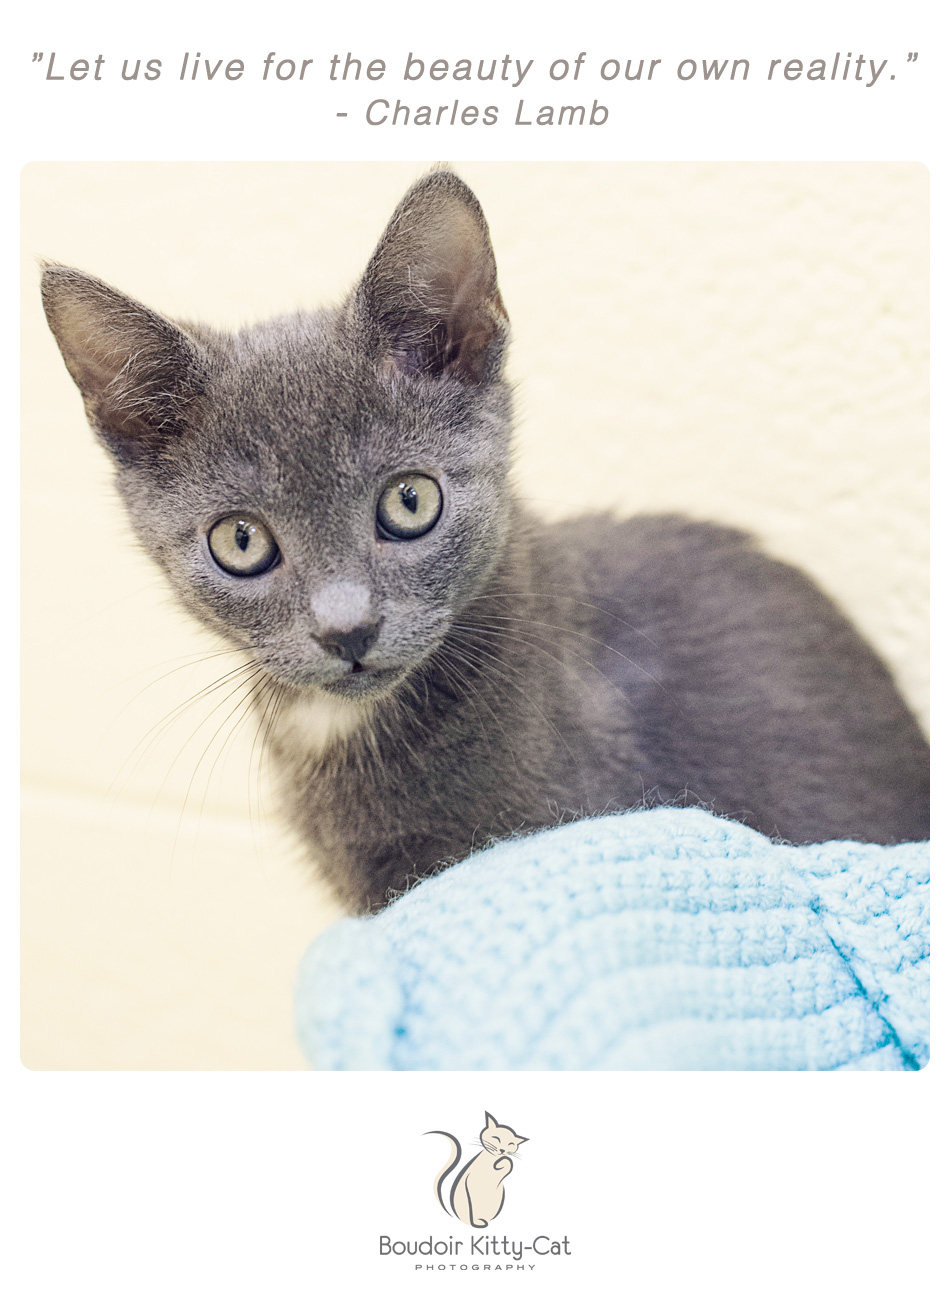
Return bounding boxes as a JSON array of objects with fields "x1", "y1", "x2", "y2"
[
  {"x1": 272, "y1": 507, "x2": 928, "y2": 910},
  {"x1": 42, "y1": 170, "x2": 929, "y2": 913},
  {"x1": 429, "y1": 1114, "x2": 527, "y2": 1228}
]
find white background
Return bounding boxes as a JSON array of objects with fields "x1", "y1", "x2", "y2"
[{"x1": 8, "y1": 2, "x2": 943, "y2": 1287}]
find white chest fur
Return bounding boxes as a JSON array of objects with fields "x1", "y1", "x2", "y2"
[{"x1": 273, "y1": 688, "x2": 367, "y2": 762}]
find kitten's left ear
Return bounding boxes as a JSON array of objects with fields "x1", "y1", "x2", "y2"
[
  {"x1": 354, "y1": 169, "x2": 508, "y2": 385},
  {"x1": 514, "y1": 1136, "x2": 528, "y2": 1146},
  {"x1": 484, "y1": 1112, "x2": 499, "y2": 1130}
]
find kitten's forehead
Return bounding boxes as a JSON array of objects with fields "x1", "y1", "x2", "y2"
[
  {"x1": 192, "y1": 310, "x2": 503, "y2": 490},
  {"x1": 215, "y1": 311, "x2": 385, "y2": 447}
]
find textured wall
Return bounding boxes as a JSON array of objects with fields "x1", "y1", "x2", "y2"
[{"x1": 20, "y1": 161, "x2": 928, "y2": 1069}]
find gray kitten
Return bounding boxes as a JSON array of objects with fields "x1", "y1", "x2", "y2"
[{"x1": 41, "y1": 170, "x2": 929, "y2": 912}]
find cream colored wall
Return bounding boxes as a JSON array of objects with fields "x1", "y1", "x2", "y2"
[{"x1": 21, "y1": 161, "x2": 928, "y2": 1070}]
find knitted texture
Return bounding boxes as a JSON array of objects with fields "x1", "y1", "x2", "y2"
[{"x1": 295, "y1": 808, "x2": 929, "y2": 1071}]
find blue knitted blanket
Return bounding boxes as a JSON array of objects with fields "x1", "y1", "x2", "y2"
[{"x1": 295, "y1": 807, "x2": 929, "y2": 1070}]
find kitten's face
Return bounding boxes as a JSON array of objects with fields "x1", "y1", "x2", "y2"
[
  {"x1": 480, "y1": 1116, "x2": 526, "y2": 1157},
  {"x1": 118, "y1": 314, "x2": 512, "y2": 698},
  {"x1": 42, "y1": 171, "x2": 512, "y2": 701}
]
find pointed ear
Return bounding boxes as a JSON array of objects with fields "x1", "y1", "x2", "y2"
[
  {"x1": 41, "y1": 264, "x2": 208, "y2": 455},
  {"x1": 484, "y1": 1112, "x2": 498, "y2": 1129},
  {"x1": 354, "y1": 170, "x2": 508, "y2": 384},
  {"x1": 514, "y1": 1136, "x2": 528, "y2": 1146}
]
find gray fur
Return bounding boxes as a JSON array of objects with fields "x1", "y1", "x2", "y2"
[{"x1": 41, "y1": 170, "x2": 929, "y2": 912}]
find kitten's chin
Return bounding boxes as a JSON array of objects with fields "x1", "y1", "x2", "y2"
[{"x1": 313, "y1": 665, "x2": 404, "y2": 702}]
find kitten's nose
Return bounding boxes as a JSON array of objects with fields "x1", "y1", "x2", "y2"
[
  {"x1": 314, "y1": 620, "x2": 382, "y2": 664},
  {"x1": 310, "y1": 582, "x2": 381, "y2": 663}
]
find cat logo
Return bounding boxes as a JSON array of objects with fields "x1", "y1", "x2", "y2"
[{"x1": 426, "y1": 1112, "x2": 528, "y2": 1227}]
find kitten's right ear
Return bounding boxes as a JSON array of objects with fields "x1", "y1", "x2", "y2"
[{"x1": 41, "y1": 265, "x2": 207, "y2": 457}]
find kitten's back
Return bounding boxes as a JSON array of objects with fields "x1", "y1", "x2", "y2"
[{"x1": 548, "y1": 513, "x2": 929, "y2": 844}]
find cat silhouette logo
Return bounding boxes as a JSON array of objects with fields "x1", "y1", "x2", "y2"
[{"x1": 426, "y1": 1112, "x2": 528, "y2": 1227}]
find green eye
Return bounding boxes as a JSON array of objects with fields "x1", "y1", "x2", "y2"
[
  {"x1": 208, "y1": 516, "x2": 280, "y2": 576},
  {"x1": 377, "y1": 473, "x2": 443, "y2": 540}
]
